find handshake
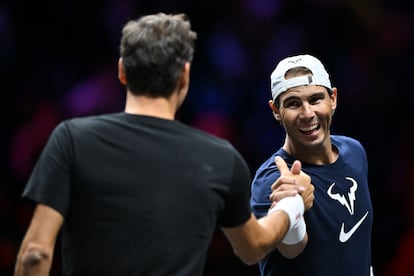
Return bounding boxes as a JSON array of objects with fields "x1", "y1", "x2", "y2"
[{"x1": 267, "y1": 156, "x2": 314, "y2": 245}]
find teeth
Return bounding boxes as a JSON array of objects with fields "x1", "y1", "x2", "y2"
[{"x1": 300, "y1": 124, "x2": 318, "y2": 132}]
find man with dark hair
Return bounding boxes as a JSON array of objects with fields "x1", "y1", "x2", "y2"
[
  {"x1": 14, "y1": 13, "x2": 314, "y2": 276},
  {"x1": 251, "y1": 54, "x2": 374, "y2": 275}
]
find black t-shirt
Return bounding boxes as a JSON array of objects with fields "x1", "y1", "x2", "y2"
[{"x1": 23, "y1": 112, "x2": 252, "y2": 276}]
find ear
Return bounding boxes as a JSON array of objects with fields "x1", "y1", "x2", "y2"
[
  {"x1": 118, "y1": 58, "x2": 127, "y2": 85},
  {"x1": 330, "y1": 87, "x2": 338, "y2": 114},
  {"x1": 269, "y1": 100, "x2": 282, "y2": 121},
  {"x1": 178, "y1": 62, "x2": 190, "y2": 93}
]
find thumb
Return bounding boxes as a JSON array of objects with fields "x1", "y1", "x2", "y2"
[
  {"x1": 290, "y1": 160, "x2": 302, "y2": 175},
  {"x1": 275, "y1": 156, "x2": 289, "y2": 175}
]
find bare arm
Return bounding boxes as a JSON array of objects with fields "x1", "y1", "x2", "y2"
[
  {"x1": 222, "y1": 157, "x2": 314, "y2": 264},
  {"x1": 223, "y1": 197, "x2": 307, "y2": 264},
  {"x1": 14, "y1": 204, "x2": 64, "y2": 276},
  {"x1": 221, "y1": 210, "x2": 290, "y2": 265}
]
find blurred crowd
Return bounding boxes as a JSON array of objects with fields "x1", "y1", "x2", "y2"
[{"x1": 1, "y1": 0, "x2": 413, "y2": 275}]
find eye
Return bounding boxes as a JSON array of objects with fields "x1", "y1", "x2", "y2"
[
  {"x1": 309, "y1": 94, "x2": 324, "y2": 105},
  {"x1": 284, "y1": 100, "x2": 301, "y2": 109}
]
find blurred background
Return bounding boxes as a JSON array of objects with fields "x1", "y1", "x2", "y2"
[{"x1": 1, "y1": 0, "x2": 414, "y2": 275}]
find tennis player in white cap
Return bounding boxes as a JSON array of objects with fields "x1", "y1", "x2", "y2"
[{"x1": 251, "y1": 54, "x2": 374, "y2": 275}]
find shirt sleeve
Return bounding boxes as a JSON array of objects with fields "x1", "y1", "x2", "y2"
[
  {"x1": 22, "y1": 121, "x2": 73, "y2": 217},
  {"x1": 217, "y1": 149, "x2": 252, "y2": 228},
  {"x1": 250, "y1": 158, "x2": 281, "y2": 219}
]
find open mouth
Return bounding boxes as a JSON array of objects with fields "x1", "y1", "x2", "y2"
[{"x1": 299, "y1": 123, "x2": 320, "y2": 135}]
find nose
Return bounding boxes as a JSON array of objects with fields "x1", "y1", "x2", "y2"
[{"x1": 300, "y1": 102, "x2": 315, "y2": 118}]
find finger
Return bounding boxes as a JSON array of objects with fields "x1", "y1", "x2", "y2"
[
  {"x1": 275, "y1": 156, "x2": 289, "y2": 175},
  {"x1": 290, "y1": 160, "x2": 302, "y2": 175},
  {"x1": 270, "y1": 176, "x2": 297, "y2": 190},
  {"x1": 270, "y1": 183, "x2": 302, "y2": 199},
  {"x1": 269, "y1": 189, "x2": 299, "y2": 202}
]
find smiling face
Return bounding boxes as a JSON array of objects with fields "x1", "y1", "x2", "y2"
[{"x1": 269, "y1": 80, "x2": 337, "y2": 161}]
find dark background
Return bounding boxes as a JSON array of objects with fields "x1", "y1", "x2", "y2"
[{"x1": 1, "y1": 0, "x2": 414, "y2": 275}]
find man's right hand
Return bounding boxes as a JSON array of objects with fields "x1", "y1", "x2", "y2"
[{"x1": 269, "y1": 156, "x2": 314, "y2": 211}]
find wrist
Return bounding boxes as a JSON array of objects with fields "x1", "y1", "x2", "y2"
[
  {"x1": 281, "y1": 216, "x2": 306, "y2": 245},
  {"x1": 267, "y1": 194, "x2": 306, "y2": 245},
  {"x1": 267, "y1": 194, "x2": 304, "y2": 230}
]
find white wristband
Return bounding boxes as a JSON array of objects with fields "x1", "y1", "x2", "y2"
[
  {"x1": 281, "y1": 216, "x2": 306, "y2": 245},
  {"x1": 267, "y1": 194, "x2": 304, "y2": 230},
  {"x1": 267, "y1": 194, "x2": 306, "y2": 244}
]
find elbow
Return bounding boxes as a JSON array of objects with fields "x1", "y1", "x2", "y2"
[
  {"x1": 16, "y1": 243, "x2": 52, "y2": 274},
  {"x1": 22, "y1": 249, "x2": 50, "y2": 266}
]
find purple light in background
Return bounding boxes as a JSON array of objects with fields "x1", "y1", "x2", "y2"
[
  {"x1": 206, "y1": 29, "x2": 248, "y2": 79},
  {"x1": 62, "y1": 69, "x2": 123, "y2": 117},
  {"x1": 243, "y1": 0, "x2": 282, "y2": 19}
]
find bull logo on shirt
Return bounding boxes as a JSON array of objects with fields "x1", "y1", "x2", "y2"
[{"x1": 327, "y1": 177, "x2": 357, "y2": 215}]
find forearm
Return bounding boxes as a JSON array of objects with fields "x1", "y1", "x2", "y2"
[
  {"x1": 268, "y1": 194, "x2": 308, "y2": 258},
  {"x1": 222, "y1": 211, "x2": 290, "y2": 265},
  {"x1": 14, "y1": 204, "x2": 63, "y2": 276},
  {"x1": 255, "y1": 209, "x2": 292, "y2": 255},
  {"x1": 223, "y1": 195, "x2": 306, "y2": 264}
]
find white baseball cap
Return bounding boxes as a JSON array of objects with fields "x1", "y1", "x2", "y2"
[{"x1": 270, "y1": 54, "x2": 332, "y2": 101}]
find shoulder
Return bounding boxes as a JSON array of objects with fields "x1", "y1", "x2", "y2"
[
  {"x1": 256, "y1": 148, "x2": 287, "y2": 173},
  {"x1": 252, "y1": 148, "x2": 285, "y2": 186},
  {"x1": 183, "y1": 125, "x2": 250, "y2": 171},
  {"x1": 182, "y1": 123, "x2": 237, "y2": 151},
  {"x1": 54, "y1": 113, "x2": 122, "y2": 137},
  {"x1": 331, "y1": 135, "x2": 361, "y2": 145},
  {"x1": 63, "y1": 113, "x2": 119, "y2": 127},
  {"x1": 332, "y1": 135, "x2": 368, "y2": 166},
  {"x1": 331, "y1": 135, "x2": 365, "y2": 152},
  {"x1": 41, "y1": 114, "x2": 120, "y2": 148}
]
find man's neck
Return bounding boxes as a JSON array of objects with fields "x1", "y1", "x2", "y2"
[
  {"x1": 283, "y1": 139, "x2": 338, "y2": 165},
  {"x1": 124, "y1": 92, "x2": 177, "y2": 120}
]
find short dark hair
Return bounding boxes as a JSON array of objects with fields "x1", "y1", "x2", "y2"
[{"x1": 120, "y1": 13, "x2": 197, "y2": 97}]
